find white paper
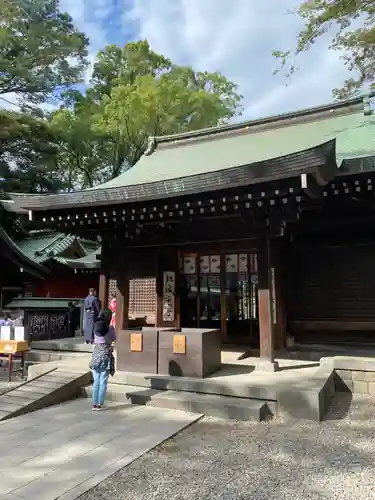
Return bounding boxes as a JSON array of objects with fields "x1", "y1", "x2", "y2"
[
  {"x1": 200, "y1": 256, "x2": 210, "y2": 274},
  {"x1": 210, "y1": 255, "x2": 220, "y2": 273},
  {"x1": 183, "y1": 256, "x2": 196, "y2": 274},
  {"x1": 239, "y1": 253, "x2": 248, "y2": 272},
  {"x1": 225, "y1": 254, "x2": 238, "y2": 272},
  {"x1": 163, "y1": 271, "x2": 175, "y2": 294},
  {"x1": 14, "y1": 326, "x2": 25, "y2": 341},
  {"x1": 0, "y1": 326, "x2": 11, "y2": 341}
]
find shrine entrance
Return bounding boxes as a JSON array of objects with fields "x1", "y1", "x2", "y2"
[{"x1": 180, "y1": 251, "x2": 259, "y2": 345}]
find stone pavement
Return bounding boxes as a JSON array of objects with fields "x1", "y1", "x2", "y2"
[
  {"x1": 77, "y1": 394, "x2": 375, "y2": 500},
  {"x1": 0, "y1": 399, "x2": 201, "y2": 500}
]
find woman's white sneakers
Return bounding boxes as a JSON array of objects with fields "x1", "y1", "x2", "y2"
[{"x1": 92, "y1": 405, "x2": 108, "y2": 411}]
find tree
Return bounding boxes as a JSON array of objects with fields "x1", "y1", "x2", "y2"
[
  {"x1": 92, "y1": 40, "x2": 243, "y2": 177},
  {"x1": 0, "y1": 109, "x2": 63, "y2": 193},
  {"x1": 273, "y1": 0, "x2": 375, "y2": 99},
  {"x1": 50, "y1": 95, "x2": 110, "y2": 189},
  {"x1": 0, "y1": 109, "x2": 65, "y2": 236},
  {"x1": 91, "y1": 40, "x2": 171, "y2": 98},
  {"x1": 0, "y1": 0, "x2": 89, "y2": 107}
]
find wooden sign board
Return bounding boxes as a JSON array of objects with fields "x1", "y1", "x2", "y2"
[
  {"x1": 173, "y1": 335, "x2": 186, "y2": 355},
  {"x1": 130, "y1": 333, "x2": 143, "y2": 352},
  {"x1": 0, "y1": 340, "x2": 28, "y2": 354}
]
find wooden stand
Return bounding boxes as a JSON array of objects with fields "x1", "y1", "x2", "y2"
[
  {"x1": 0, "y1": 341, "x2": 28, "y2": 381},
  {"x1": 116, "y1": 327, "x2": 173, "y2": 373},
  {"x1": 158, "y1": 328, "x2": 221, "y2": 378}
]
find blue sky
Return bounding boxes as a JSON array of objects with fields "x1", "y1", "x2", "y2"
[{"x1": 8, "y1": 0, "x2": 355, "y2": 119}]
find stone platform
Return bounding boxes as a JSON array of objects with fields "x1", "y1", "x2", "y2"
[
  {"x1": 31, "y1": 337, "x2": 93, "y2": 353},
  {"x1": 82, "y1": 360, "x2": 335, "y2": 422}
]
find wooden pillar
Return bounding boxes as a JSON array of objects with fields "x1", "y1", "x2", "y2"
[
  {"x1": 272, "y1": 241, "x2": 287, "y2": 351},
  {"x1": 175, "y1": 250, "x2": 181, "y2": 329},
  {"x1": 98, "y1": 240, "x2": 110, "y2": 308},
  {"x1": 116, "y1": 253, "x2": 129, "y2": 330},
  {"x1": 257, "y1": 237, "x2": 279, "y2": 371},
  {"x1": 220, "y1": 254, "x2": 227, "y2": 342},
  {"x1": 98, "y1": 272, "x2": 108, "y2": 308},
  {"x1": 155, "y1": 250, "x2": 163, "y2": 327}
]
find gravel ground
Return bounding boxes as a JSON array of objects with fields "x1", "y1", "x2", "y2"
[{"x1": 77, "y1": 394, "x2": 375, "y2": 500}]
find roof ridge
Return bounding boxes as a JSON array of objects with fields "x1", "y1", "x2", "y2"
[
  {"x1": 150, "y1": 93, "x2": 372, "y2": 147},
  {"x1": 0, "y1": 226, "x2": 47, "y2": 276},
  {"x1": 38, "y1": 232, "x2": 70, "y2": 255}
]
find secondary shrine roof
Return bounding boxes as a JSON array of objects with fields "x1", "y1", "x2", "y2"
[
  {"x1": 14, "y1": 230, "x2": 100, "y2": 268},
  {"x1": 0, "y1": 226, "x2": 47, "y2": 278},
  {"x1": 4, "y1": 94, "x2": 375, "y2": 212}
]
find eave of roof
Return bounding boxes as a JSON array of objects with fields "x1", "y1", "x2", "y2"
[
  {"x1": 15, "y1": 231, "x2": 77, "y2": 264},
  {"x1": 55, "y1": 251, "x2": 101, "y2": 269},
  {"x1": 3, "y1": 93, "x2": 374, "y2": 213},
  {"x1": 0, "y1": 226, "x2": 48, "y2": 278},
  {"x1": 4, "y1": 140, "x2": 337, "y2": 211},
  {"x1": 5, "y1": 297, "x2": 83, "y2": 309}
]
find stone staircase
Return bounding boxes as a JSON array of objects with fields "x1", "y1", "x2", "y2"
[
  {"x1": 81, "y1": 366, "x2": 336, "y2": 422},
  {"x1": 81, "y1": 383, "x2": 275, "y2": 421},
  {"x1": 0, "y1": 349, "x2": 92, "y2": 421},
  {"x1": 0, "y1": 367, "x2": 91, "y2": 421}
]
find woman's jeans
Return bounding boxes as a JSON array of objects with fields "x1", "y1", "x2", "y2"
[{"x1": 92, "y1": 368, "x2": 109, "y2": 406}]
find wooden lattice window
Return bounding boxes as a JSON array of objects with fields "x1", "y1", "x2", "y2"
[
  {"x1": 129, "y1": 277, "x2": 156, "y2": 324},
  {"x1": 108, "y1": 279, "x2": 117, "y2": 301},
  {"x1": 107, "y1": 277, "x2": 156, "y2": 324}
]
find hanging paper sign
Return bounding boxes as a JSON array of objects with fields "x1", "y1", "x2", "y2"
[
  {"x1": 14, "y1": 327, "x2": 25, "y2": 341},
  {"x1": 162, "y1": 271, "x2": 175, "y2": 322},
  {"x1": 0, "y1": 326, "x2": 11, "y2": 341}
]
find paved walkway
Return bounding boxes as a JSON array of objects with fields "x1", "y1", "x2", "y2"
[
  {"x1": 76, "y1": 394, "x2": 375, "y2": 500},
  {"x1": 0, "y1": 399, "x2": 201, "y2": 500}
]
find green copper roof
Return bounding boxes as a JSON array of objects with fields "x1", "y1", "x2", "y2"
[
  {"x1": 4, "y1": 95, "x2": 375, "y2": 212},
  {"x1": 5, "y1": 297, "x2": 83, "y2": 310},
  {"x1": 94, "y1": 98, "x2": 374, "y2": 190},
  {"x1": 0, "y1": 226, "x2": 47, "y2": 278},
  {"x1": 16, "y1": 231, "x2": 76, "y2": 264},
  {"x1": 15, "y1": 230, "x2": 100, "y2": 267}
]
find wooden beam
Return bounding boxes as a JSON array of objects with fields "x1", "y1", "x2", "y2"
[
  {"x1": 116, "y1": 254, "x2": 129, "y2": 330},
  {"x1": 98, "y1": 272, "x2": 108, "y2": 309},
  {"x1": 257, "y1": 237, "x2": 279, "y2": 371}
]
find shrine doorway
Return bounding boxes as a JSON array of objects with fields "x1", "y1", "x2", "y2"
[{"x1": 180, "y1": 251, "x2": 259, "y2": 345}]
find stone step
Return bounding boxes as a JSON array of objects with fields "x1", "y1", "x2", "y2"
[
  {"x1": 5, "y1": 386, "x2": 50, "y2": 399},
  {"x1": 27, "y1": 379, "x2": 69, "y2": 391},
  {"x1": 82, "y1": 384, "x2": 274, "y2": 422},
  {"x1": 0, "y1": 367, "x2": 92, "y2": 421},
  {"x1": 26, "y1": 351, "x2": 78, "y2": 363}
]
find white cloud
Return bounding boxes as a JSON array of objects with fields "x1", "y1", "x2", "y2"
[
  {"x1": 1, "y1": 0, "x2": 356, "y2": 120},
  {"x1": 125, "y1": 0, "x2": 353, "y2": 118}
]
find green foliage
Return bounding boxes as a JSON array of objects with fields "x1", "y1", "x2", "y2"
[
  {"x1": 50, "y1": 99, "x2": 110, "y2": 189},
  {"x1": 0, "y1": 109, "x2": 63, "y2": 193},
  {"x1": 89, "y1": 40, "x2": 243, "y2": 178},
  {"x1": 0, "y1": 109, "x2": 65, "y2": 236},
  {"x1": 273, "y1": 0, "x2": 375, "y2": 99},
  {"x1": 0, "y1": 0, "x2": 89, "y2": 106},
  {"x1": 91, "y1": 40, "x2": 171, "y2": 97},
  {"x1": 1, "y1": 32, "x2": 242, "y2": 194}
]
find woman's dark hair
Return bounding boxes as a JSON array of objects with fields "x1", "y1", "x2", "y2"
[
  {"x1": 100, "y1": 308, "x2": 113, "y2": 321},
  {"x1": 93, "y1": 308, "x2": 113, "y2": 337}
]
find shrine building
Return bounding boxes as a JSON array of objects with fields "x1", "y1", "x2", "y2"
[{"x1": 3, "y1": 94, "x2": 375, "y2": 369}]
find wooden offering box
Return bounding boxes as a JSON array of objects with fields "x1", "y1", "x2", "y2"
[
  {"x1": 158, "y1": 328, "x2": 222, "y2": 378},
  {"x1": 116, "y1": 327, "x2": 173, "y2": 374}
]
